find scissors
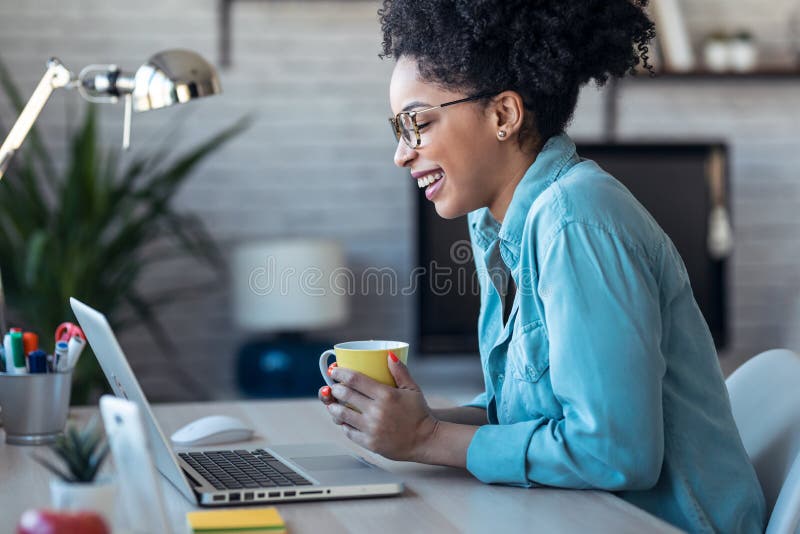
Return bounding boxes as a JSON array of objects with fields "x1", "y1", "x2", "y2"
[{"x1": 55, "y1": 322, "x2": 86, "y2": 343}]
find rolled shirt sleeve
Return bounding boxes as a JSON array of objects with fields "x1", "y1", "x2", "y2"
[{"x1": 467, "y1": 222, "x2": 667, "y2": 490}]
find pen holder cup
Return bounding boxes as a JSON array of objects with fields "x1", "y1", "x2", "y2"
[{"x1": 0, "y1": 371, "x2": 72, "y2": 445}]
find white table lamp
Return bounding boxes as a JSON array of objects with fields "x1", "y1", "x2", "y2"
[
  {"x1": 231, "y1": 239, "x2": 350, "y2": 397},
  {"x1": 231, "y1": 239, "x2": 349, "y2": 333}
]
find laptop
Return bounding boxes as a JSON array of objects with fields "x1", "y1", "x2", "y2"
[{"x1": 70, "y1": 297, "x2": 404, "y2": 506}]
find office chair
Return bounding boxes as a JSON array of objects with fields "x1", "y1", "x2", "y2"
[{"x1": 726, "y1": 349, "x2": 800, "y2": 534}]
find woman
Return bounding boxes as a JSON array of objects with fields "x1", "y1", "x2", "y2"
[{"x1": 319, "y1": 1, "x2": 766, "y2": 532}]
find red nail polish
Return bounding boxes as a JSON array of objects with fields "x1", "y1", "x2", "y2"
[
  {"x1": 389, "y1": 351, "x2": 399, "y2": 363},
  {"x1": 321, "y1": 386, "x2": 331, "y2": 397}
]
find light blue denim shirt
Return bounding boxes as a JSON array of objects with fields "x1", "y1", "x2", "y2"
[{"x1": 463, "y1": 134, "x2": 766, "y2": 533}]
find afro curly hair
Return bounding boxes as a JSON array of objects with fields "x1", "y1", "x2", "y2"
[{"x1": 379, "y1": 0, "x2": 655, "y2": 145}]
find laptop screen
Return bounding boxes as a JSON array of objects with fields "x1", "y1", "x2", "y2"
[{"x1": 70, "y1": 297, "x2": 196, "y2": 502}]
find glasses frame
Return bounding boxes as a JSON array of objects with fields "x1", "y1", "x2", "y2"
[{"x1": 389, "y1": 92, "x2": 497, "y2": 149}]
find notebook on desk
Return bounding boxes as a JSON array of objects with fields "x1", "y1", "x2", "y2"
[
  {"x1": 70, "y1": 297, "x2": 404, "y2": 507},
  {"x1": 186, "y1": 507, "x2": 286, "y2": 533}
]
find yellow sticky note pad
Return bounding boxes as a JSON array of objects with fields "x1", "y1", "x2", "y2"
[{"x1": 186, "y1": 507, "x2": 286, "y2": 533}]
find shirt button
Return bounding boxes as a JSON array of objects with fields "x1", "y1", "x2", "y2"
[{"x1": 498, "y1": 373, "x2": 505, "y2": 381}]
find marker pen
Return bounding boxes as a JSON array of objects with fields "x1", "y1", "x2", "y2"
[
  {"x1": 66, "y1": 335, "x2": 86, "y2": 370},
  {"x1": 27, "y1": 350, "x2": 47, "y2": 373},
  {"x1": 10, "y1": 331, "x2": 26, "y2": 373},
  {"x1": 55, "y1": 341, "x2": 69, "y2": 372},
  {"x1": 3, "y1": 333, "x2": 13, "y2": 373},
  {"x1": 22, "y1": 332, "x2": 38, "y2": 355}
]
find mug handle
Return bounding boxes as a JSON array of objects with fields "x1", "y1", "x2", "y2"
[{"x1": 318, "y1": 350, "x2": 336, "y2": 388}]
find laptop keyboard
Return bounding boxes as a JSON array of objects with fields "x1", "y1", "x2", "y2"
[{"x1": 179, "y1": 449, "x2": 312, "y2": 490}]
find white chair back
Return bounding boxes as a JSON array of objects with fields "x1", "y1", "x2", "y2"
[{"x1": 726, "y1": 349, "x2": 800, "y2": 534}]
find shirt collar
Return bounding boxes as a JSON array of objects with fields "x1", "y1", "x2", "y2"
[{"x1": 470, "y1": 133, "x2": 579, "y2": 254}]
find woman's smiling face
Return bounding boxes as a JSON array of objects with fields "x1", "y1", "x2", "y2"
[{"x1": 389, "y1": 57, "x2": 506, "y2": 219}]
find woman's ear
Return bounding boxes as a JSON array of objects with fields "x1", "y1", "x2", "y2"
[{"x1": 490, "y1": 91, "x2": 526, "y2": 140}]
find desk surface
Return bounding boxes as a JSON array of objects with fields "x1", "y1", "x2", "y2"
[{"x1": 1, "y1": 399, "x2": 681, "y2": 534}]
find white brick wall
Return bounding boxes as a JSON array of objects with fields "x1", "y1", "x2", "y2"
[{"x1": 1, "y1": 0, "x2": 798, "y2": 400}]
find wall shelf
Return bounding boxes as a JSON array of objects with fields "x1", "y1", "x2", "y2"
[
  {"x1": 629, "y1": 68, "x2": 800, "y2": 80},
  {"x1": 602, "y1": 66, "x2": 800, "y2": 140}
]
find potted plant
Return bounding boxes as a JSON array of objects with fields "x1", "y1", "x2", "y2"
[
  {"x1": 32, "y1": 416, "x2": 115, "y2": 524},
  {"x1": 729, "y1": 30, "x2": 758, "y2": 72},
  {"x1": 703, "y1": 30, "x2": 730, "y2": 72},
  {"x1": 0, "y1": 57, "x2": 250, "y2": 403}
]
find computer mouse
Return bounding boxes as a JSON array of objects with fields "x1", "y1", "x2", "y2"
[{"x1": 170, "y1": 414, "x2": 255, "y2": 446}]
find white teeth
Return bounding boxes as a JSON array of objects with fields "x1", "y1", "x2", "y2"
[{"x1": 416, "y1": 172, "x2": 444, "y2": 189}]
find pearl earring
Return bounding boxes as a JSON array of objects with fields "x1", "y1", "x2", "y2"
[{"x1": 497, "y1": 130, "x2": 507, "y2": 139}]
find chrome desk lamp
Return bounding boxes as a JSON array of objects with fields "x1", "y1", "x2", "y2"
[
  {"x1": 0, "y1": 49, "x2": 221, "y2": 338},
  {"x1": 0, "y1": 48, "x2": 222, "y2": 182}
]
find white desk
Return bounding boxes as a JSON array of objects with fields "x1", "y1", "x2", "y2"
[{"x1": 0, "y1": 399, "x2": 682, "y2": 533}]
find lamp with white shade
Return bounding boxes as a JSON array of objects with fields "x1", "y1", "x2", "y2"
[{"x1": 231, "y1": 239, "x2": 350, "y2": 397}]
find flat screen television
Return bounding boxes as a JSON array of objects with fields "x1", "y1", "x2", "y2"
[{"x1": 416, "y1": 142, "x2": 728, "y2": 354}]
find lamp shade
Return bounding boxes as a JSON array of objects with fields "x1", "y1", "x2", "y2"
[
  {"x1": 132, "y1": 49, "x2": 221, "y2": 112},
  {"x1": 231, "y1": 239, "x2": 349, "y2": 332}
]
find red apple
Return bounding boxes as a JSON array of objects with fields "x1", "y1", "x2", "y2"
[{"x1": 17, "y1": 509, "x2": 110, "y2": 534}]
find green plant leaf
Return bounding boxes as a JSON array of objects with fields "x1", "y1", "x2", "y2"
[
  {"x1": 52, "y1": 438, "x2": 86, "y2": 482},
  {"x1": 31, "y1": 454, "x2": 78, "y2": 483},
  {"x1": 85, "y1": 441, "x2": 110, "y2": 482},
  {"x1": 23, "y1": 230, "x2": 48, "y2": 286},
  {"x1": 79, "y1": 414, "x2": 103, "y2": 446},
  {"x1": 124, "y1": 290, "x2": 210, "y2": 399},
  {"x1": 137, "y1": 115, "x2": 252, "y2": 205},
  {"x1": 78, "y1": 427, "x2": 101, "y2": 461},
  {"x1": 45, "y1": 420, "x2": 109, "y2": 482},
  {"x1": 160, "y1": 212, "x2": 226, "y2": 270}
]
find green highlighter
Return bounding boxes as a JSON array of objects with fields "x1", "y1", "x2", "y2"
[{"x1": 10, "y1": 331, "x2": 25, "y2": 371}]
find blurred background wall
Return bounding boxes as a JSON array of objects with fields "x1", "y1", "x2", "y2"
[{"x1": 1, "y1": 0, "x2": 800, "y2": 401}]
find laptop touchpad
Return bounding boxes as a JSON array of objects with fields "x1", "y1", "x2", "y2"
[{"x1": 292, "y1": 455, "x2": 372, "y2": 471}]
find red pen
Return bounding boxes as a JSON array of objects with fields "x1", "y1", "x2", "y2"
[{"x1": 23, "y1": 331, "x2": 38, "y2": 355}]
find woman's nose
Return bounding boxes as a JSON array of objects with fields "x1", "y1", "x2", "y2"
[{"x1": 393, "y1": 139, "x2": 417, "y2": 168}]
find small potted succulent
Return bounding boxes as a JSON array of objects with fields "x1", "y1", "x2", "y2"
[{"x1": 32, "y1": 416, "x2": 115, "y2": 524}]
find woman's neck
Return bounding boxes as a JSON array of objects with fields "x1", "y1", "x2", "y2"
[{"x1": 488, "y1": 149, "x2": 540, "y2": 224}]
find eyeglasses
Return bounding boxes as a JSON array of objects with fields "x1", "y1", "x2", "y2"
[{"x1": 388, "y1": 93, "x2": 496, "y2": 149}]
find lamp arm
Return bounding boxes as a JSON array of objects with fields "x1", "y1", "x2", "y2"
[{"x1": 0, "y1": 58, "x2": 74, "y2": 181}]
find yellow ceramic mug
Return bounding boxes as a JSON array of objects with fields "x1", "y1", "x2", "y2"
[{"x1": 319, "y1": 340, "x2": 409, "y2": 388}]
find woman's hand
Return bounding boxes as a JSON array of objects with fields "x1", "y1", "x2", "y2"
[{"x1": 317, "y1": 353, "x2": 439, "y2": 462}]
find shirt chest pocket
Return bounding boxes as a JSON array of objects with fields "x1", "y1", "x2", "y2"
[{"x1": 499, "y1": 321, "x2": 563, "y2": 423}]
